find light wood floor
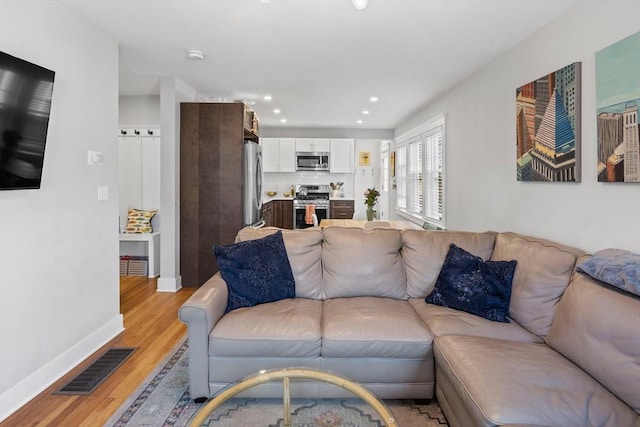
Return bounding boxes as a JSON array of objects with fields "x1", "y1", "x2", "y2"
[{"x1": 1, "y1": 276, "x2": 196, "y2": 427}]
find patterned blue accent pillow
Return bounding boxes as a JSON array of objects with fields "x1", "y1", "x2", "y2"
[
  {"x1": 576, "y1": 249, "x2": 640, "y2": 297},
  {"x1": 426, "y1": 244, "x2": 517, "y2": 322},
  {"x1": 214, "y1": 230, "x2": 295, "y2": 313}
]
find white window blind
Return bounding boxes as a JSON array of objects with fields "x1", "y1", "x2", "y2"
[
  {"x1": 407, "y1": 136, "x2": 423, "y2": 215},
  {"x1": 424, "y1": 128, "x2": 443, "y2": 221},
  {"x1": 395, "y1": 114, "x2": 445, "y2": 227},
  {"x1": 396, "y1": 144, "x2": 407, "y2": 210}
]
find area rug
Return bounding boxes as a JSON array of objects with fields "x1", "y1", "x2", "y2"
[{"x1": 106, "y1": 339, "x2": 449, "y2": 426}]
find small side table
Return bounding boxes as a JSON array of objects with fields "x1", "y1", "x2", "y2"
[{"x1": 119, "y1": 232, "x2": 160, "y2": 278}]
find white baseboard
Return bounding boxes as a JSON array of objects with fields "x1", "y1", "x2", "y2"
[
  {"x1": 0, "y1": 314, "x2": 124, "y2": 423},
  {"x1": 157, "y1": 275, "x2": 182, "y2": 292}
]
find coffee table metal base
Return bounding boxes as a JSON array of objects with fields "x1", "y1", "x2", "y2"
[{"x1": 188, "y1": 367, "x2": 397, "y2": 426}]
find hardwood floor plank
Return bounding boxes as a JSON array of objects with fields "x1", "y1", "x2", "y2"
[{"x1": 0, "y1": 276, "x2": 196, "y2": 427}]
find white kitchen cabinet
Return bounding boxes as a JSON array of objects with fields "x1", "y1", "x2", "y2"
[
  {"x1": 262, "y1": 137, "x2": 296, "y2": 172},
  {"x1": 330, "y1": 138, "x2": 355, "y2": 173},
  {"x1": 262, "y1": 138, "x2": 279, "y2": 172},
  {"x1": 279, "y1": 138, "x2": 296, "y2": 172},
  {"x1": 296, "y1": 138, "x2": 330, "y2": 153}
]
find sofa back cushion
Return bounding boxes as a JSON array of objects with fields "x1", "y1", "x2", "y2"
[
  {"x1": 546, "y1": 272, "x2": 640, "y2": 413},
  {"x1": 490, "y1": 232, "x2": 584, "y2": 338},
  {"x1": 322, "y1": 227, "x2": 407, "y2": 299},
  {"x1": 402, "y1": 230, "x2": 496, "y2": 298},
  {"x1": 236, "y1": 227, "x2": 323, "y2": 299}
]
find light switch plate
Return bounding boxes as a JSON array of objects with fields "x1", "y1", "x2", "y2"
[
  {"x1": 97, "y1": 185, "x2": 109, "y2": 201},
  {"x1": 88, "y1": 151, "x2": 104, "y2": 165}
]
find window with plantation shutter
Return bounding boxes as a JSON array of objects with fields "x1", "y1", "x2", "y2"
[
  {"x1": 396, "y1": 144, "x2": 407, "y2": 210},
  {"x1": 407, "y1": 137, "x2": 422, "y2": 215},
  {"x1": 424, "y1": 127, "x2": 443, "y2": 221},
  {"x1": 395, "y1": 114, "x2": 445, "y2": 228}
]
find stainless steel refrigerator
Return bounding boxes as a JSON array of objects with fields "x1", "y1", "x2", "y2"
[{"x1": 243, "y1": 140, "x2": 264, "y2": 227}]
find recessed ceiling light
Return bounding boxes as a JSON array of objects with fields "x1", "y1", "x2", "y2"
[
  {"x1": 362, "y1": 110, "x2": 370, "y2": 115},
  {"x1": 273, "y1": 108, "x2": 281, "y2": 114},
  {"x1": 352, "y1": 0, "x2": 368, "y2": 10},
  {"x1": 369, "y1": 96, "x2": 378, "y2": 103},
  {"x1": 187, "y1": 50, "x2": 205, "y2": 61},
  {"x1": 280, "y1": 118, "x2": 287, "y2": 123},
  {"x1": 259, "y1": 0, "x2": 270, "y2": 3},
  {"x1": 264, "y1": 95, "x2": 272, "y2": 101},
  {"x1": 357, "y1": 120, "x2": 363, "y2": 124}
]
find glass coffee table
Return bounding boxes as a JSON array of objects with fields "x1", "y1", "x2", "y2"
[{"x1": 188, "y1": 367, "x2": 397, "y2": 426}]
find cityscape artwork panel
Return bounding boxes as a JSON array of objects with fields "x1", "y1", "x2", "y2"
[
  {"x1": 596, "y1": 31, "x2": 640, "y2": 183},
  {"x1": 516, "y1": 62, "x2": 581, "y2": 182}
]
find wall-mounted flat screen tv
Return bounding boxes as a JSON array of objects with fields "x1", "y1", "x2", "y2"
[{"x1": 0, "y1": 51, "x2": 55, "y2": 190}]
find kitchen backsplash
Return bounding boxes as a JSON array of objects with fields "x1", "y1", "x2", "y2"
[{"x1": 263, "y1": 172, "x2": 354, "y2": 198}]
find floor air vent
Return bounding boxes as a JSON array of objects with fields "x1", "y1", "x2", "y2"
[{"x1": 54, "y1": 347, "x2": 137, "y2": 395}]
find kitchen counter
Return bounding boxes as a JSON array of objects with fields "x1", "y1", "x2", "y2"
[
  {"x1": 263, "y1": 196, "x2": 355, "y2": 202},
  {"x1": 320, "y1": 219, "x2": 423, "y2": 230},
  {"x1": 263, "y1": 196, "x2": 294, "y2": 203}
]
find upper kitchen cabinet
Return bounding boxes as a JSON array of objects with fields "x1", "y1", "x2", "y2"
[
  {"x1": 243, "y1": 106, "x2": 259, "y2": 140},
  {"x1": 296, "y1": 138, "x2": 330, "y2": 153},
  {"x1": 262, "y1": 137, "x2": 296, "y2": 172},
  {"x1": 330, "y1": 138, "x2": 355, "y2": 173}
]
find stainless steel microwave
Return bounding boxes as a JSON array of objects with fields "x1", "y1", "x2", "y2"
[{"x1": 296, "y1": 152, "x2": 330, "y2": 171}]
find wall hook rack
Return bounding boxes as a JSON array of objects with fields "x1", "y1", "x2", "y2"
[{"x1": 120, "y1": 129, "x2": 127, "y2": 135}]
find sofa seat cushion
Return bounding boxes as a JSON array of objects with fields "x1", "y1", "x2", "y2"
[
  {"x1": 434, "y1": 335, "x2": 639, "y2": 427},
  {"x1": 322, "y1": 297, "x2": 433, "y2": 358},
  {"x1": 322, "y1": 227, "x2": 407, "y2": 299},
  {"x1": 409, "y1": 299, "x2": 541, "y2": 343},
  {"x1": 546, "y1": 273, "x2": 640, "y2": 413},
  {"x1": 209, "y1": 298, "x2": 322, "y2": 357},
  {"x1": 402, "y1": 230, "x2": 497, "y2": 298}
]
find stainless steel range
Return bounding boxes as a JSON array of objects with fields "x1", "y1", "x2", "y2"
[{"x1": 293, "y1": 184, "x2": 330, "y2": 229}]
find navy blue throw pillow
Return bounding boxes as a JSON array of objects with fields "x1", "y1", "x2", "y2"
[
  {"x1": 214, "y1": 231, "x2": 295, "y2": 313},
  {"x1": 426, "y1": 244, "x2": 517, "y2": 322}
]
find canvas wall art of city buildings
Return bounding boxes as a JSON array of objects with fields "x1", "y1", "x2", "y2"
[
  {"x1": 516, "y1": 62, "x2": 582, "y2": 182},
  {"x1": 595, "y1": 31, "x2": 640, "y2": 183}
]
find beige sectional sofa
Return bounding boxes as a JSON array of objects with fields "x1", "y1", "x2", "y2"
[{"x1": 179, "y1": 226, "x2": 640, "y2": 427}]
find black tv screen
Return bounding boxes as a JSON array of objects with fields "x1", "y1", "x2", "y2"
[{"x1": 0, "y1": 51, "x2": 55, "y2": 190}]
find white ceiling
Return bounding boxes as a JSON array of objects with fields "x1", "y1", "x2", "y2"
[{"x1": 59, "y1": 0, "x2": 578, "y2": 129}]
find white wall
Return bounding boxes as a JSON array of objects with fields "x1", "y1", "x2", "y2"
[
  {"x1": 0, "y1": 1, "x2": 121, "y2": 421},
  {"x1": 354, "y1": 139, "x2": 382, "y2": 217},
  {"x1": 157, "y1": 77, "x2": 197, "y2": 292},
  {"x1": 119, "y1": 95, "x2": 160, "y2": 126},
  {"x1": 394, "y1": 1, "x2": 640, "y2": 253}
]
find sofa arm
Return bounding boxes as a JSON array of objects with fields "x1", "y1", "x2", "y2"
[{"x1": 178, "y1": 273, "x2": 229, "y2": 400}]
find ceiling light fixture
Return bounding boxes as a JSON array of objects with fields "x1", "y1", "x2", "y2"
[
  {"x1": 357, "y1": 119, "x2": 363, "y2": 124},
  {"x1": 362, "y1": 110, "x2": 370, "y2": 115},
  {"x1": 352, "y1": 0, "x2": 368, "y2": 10},
  {"x1": 369, "y1": 96, "x2": 378, "y2": 103},
  {"x1": 187, "y1": 50, "x2": 205, "y2": 61},
  {"x1": 264, "y1": 95, "x2": 272, "y2": 101},
  {"x1": 280, "y1": 118, "x2": 287, "y2": 123},
  {"x1": 273, "y1": 108, "x2": 281, "y2": 114}
]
